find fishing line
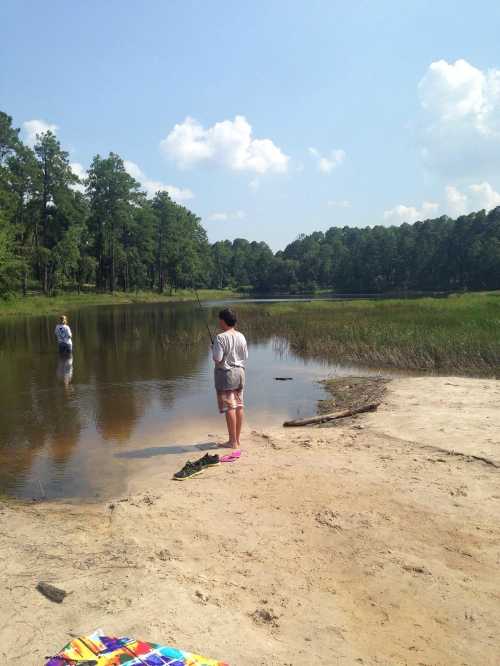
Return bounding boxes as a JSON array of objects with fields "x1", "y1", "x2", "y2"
[{"x1": 193, "y1": 288, "x2": 214, "y2": 344}]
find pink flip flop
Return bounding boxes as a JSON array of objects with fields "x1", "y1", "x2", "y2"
[{"x1": 220, "y1": 449, "x2": 242, "y2": 463}]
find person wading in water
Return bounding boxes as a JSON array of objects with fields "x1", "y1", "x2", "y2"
[
  {"x1": 54, "y1": 315, "x2": 73, "y2": 355},
  {"x1": 212, "y1": 308, "x2": 248, "y2": 449}
]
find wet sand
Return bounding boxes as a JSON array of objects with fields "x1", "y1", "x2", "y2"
[{"x1": 1, "y1": 376, "x2": 499, "y2": 665}]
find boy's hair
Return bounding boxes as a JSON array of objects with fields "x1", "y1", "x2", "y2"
[
  {"x1": 219, "y1": 308, "x2": 237, "y2": 327},
  {"x1": 60, "y1": 315, "x2": 68, "y2": 325}
]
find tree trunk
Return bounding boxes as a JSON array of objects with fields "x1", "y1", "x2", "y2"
[
  {"x1": 43, "y1": 263, "x2": 48, "y2": 295},
  {"x1": 110, "y1": 224, "x2": 115, "y2": 293},
  {"x1": 156, "y1": 223, "x2": 163, "y2": 293}
]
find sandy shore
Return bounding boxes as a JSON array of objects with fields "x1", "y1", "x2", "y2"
[{"x1": 1, "y1": 376, "x2": 499, "y2": 665}]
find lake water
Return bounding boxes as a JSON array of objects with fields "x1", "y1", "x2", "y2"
[{"x1": 0, "y1": 300, "x2": 383, "y2": 500}]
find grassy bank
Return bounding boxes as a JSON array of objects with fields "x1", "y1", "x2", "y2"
[
  {"x1": 0, "y1": 289, "x2": 239, "y2": 319},
  {"x1": 237, "y1": 292, "x2": 500, "y2": 374}
]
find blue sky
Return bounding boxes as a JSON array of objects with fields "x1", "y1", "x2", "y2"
[{"x1": 2, "y1": 0, "x2": 500, "y2": 249}]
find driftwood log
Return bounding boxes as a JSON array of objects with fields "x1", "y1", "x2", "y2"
[{"x1": 283, "y1": 402, "x2": 380, "y2": 427}]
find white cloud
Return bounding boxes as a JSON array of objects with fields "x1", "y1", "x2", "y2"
[
  {"x1": 384, "y1": 181, "x2": 500, "y2": 224},
  {"x1": 70, "y1": 162, "x2": 86, "y2": 180},
  {"x1": 23, "y1": 119, "x2": 58, "y2": 146},
  {"x1": 469, "y1": 182, "x2": 500, "y2": 209},
  {"x1": 70, "y1": 162, "x2": 87, "y2": 194},
  {"x1": 383, "y1": 201, "x2": 439, "y2": 224},
  {"x1": 327, "y1": 199, "x2": 351, "y2": 208},
  {"x1": 419, "y1": 59, "x2": 500, "y2": 132},
  {"x1": 445, "y1": 185, "x2": 467, "y2": 216},
  {"x1": 446, "y1": 181, "x2": 500, "y2": 216},
  {"x1": 309, "y1": 147, "x2": 346, "y2": 173},
  {"x1": 124, "y1": 160, "x2": 149, "y2": 184},
  {"x1": 124, "y1": 160, "x2": 194, "y2": 203},
  {"x1": 418, "y1": 59, "x2": 500, "y2": 177},
  {"x1": 207, "y1": 210, "x2": 246, "y2": 222},
  {"x1": 160, "y1": 183, "x2": 194, "y2": 204},
  {"x1": 161, "y1": 115, "x2": 289, "y2": 174}
]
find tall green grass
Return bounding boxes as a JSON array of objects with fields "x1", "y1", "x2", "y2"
[
  {"x1": 237, "y1": 293, "x2": 500, "y2": 374},
  {"x1": 0, "y1": 289, "x2": 239, "y2": 319}
]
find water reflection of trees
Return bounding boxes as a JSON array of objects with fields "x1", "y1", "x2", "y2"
[
  {"x1": 0, "y1": 347, "x2": 82, "y2": 496},
  {"x1": 0, "y1": 303, "x2": 213, "y2": 497}
]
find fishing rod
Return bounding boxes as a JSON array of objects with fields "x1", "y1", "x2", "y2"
[{"x1": 193, "y1": 287, "x2": 214, "y2": 344}]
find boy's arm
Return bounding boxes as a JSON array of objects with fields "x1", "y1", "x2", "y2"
[{"x1": 212, "y1": 335, "x2": 224, "y2": 362}]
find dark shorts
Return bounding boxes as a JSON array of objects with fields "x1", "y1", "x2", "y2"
[
  {"x1": 214, "y1": 367, "x2": 245, "y2": 413},
  {"x1": 58, "y1": 343, "x2": 72, "y2": 355}
]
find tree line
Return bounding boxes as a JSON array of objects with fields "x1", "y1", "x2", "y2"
[
  {"x1": 1, "y1": 110, "x2": 500, "y2": 297},
  {"x1": 0, "y1": 112, "x2": 210, "y2": 296}
]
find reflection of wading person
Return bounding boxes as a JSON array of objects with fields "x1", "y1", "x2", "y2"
[
  {"x1": 212, "y1": 308, "x2": 248, "y2": 449},
  {"x1": 54, "y1": 315, "x2": 73, "y2": 354},
  {"x1": 57, "y1": 354, "x2": 74, "y2": 391}
]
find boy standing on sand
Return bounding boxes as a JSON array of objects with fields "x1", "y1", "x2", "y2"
[{"x1": 212, "y1": 308, "x2": 248, "y2": 449}]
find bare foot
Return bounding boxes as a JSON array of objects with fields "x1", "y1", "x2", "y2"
[{"x1": 219, "y1": 441, "x2": 237, "y2": 449}]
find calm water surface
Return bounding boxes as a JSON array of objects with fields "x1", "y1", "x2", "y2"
[{"x1": 0, "y1": 301, "x2": 382, "y2": 500}]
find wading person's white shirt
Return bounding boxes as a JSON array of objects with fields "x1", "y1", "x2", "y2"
[{"x1": 55, "y1": 324, "x2": 72, "y2": 348}]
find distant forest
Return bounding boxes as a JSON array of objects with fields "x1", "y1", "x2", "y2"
[{"x1": 1, "y1": 110, "x2": 500, "y2": 297}]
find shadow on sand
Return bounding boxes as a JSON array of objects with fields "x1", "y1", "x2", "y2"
[{"x1": 114, "y1": 441, "x2": 221, "y2": 459}]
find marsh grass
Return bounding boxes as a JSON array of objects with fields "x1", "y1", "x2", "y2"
[
  {"x1": 237, "y1": 292, "x2": 500, "y2": 374},
  {"x1": 159, "y1": 329, "x2": 205, "y2": 351},
  {"x1": 0, "y1": 289, "x2": 239, "y2": 319}
]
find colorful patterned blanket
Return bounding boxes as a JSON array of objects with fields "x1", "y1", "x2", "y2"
[{"x1": 45, "y1": 630, "x2": 228, "y2": 666}]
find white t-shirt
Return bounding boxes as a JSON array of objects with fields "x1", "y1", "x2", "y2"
[
  {"x1": 212, "y1": 330, "x2": 248, "y2": 370},
  {"x1": 55, "y1": 324, "x2": 72, "y2": 347}
]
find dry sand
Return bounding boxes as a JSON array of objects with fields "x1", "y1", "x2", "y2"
[{"x1": 1, "y1": 376, "x2": 499, "y2": 665}]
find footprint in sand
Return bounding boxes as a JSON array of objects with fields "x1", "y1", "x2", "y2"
[{"x1": 315, "y1": 509, "x2": 343, "y2": 530}]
